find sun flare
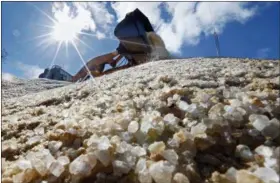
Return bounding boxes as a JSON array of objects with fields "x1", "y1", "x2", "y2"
[
  {"x1": 30, "y1": 2, "x2": 103, "y2": 82},
  {"x1": 51, "y1": 21, "x2": 78, "y2": 42}
]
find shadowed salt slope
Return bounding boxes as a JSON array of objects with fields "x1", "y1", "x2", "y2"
[
  {"x1": 2, "y1": 58, "x2": 280, "y2": 183},
  {"x1": 2, "y1": 78, "x2": 71, "y2": 100}
]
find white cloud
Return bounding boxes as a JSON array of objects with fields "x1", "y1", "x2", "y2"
[
  {"x1": 2, "y1": 72, "x2": 18, "y2": 82},
  {"x1": 16, "y1": 62, "x2": 44, "y2": 79},
  {"x1": 51, "y1": 2, "x2": 114, "y2": 40},
  {"x1": 52, "y1": 2, "x2": 96, "y2": 33},
  {"x1": 86, "y1": 2, "x2": 114, "y2": 31},
  {"x1": 49, "y1": 2, "x2": 258, "y2": 54},
  {"x1": 111, "y1": 2, "x2": 163, "y2": 30},
  {"x1": 257, "y1": 48, "x2": 270, "y2": 58},
  {"x1": 96, "y1": 31, "x2": 106, "y2": 40},
  {"x1": 110, "y1": 2, "x2": 257, "y2": 53},
  {"x1": 158, "y1": 2, "x2": 257, "y2": 53}
]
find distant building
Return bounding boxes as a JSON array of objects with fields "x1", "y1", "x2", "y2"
[{"x1": 39, "y1": 65, "x2": 72, "y2": 82}]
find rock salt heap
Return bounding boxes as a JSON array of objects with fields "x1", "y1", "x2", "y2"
[
  {"x1": 2, "y1": 78, "x2": 70, "y2": 100},
  {"x1": 2, "y1": 58, "x2": 279, "y2": 183}
]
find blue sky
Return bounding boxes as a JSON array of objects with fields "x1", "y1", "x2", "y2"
[{"x1": 2, "y1": 2, "x2": 279, "y2": 79}]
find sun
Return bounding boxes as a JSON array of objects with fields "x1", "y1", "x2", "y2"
[
  {"x1": 51, "y1": 20, "x2": 78, "y2": 42},
  {"x1": 31, "y1": 2, "x2": 97, "y2": 81}
]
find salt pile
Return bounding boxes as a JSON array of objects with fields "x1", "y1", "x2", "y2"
[
  {"x1": 1, "y1": 58, "x2": 279, "y2": 183},
  {"x1": 2, "y1": 78, "x2": 70, "y2": 100}
]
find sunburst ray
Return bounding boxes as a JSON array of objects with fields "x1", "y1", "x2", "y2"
[
  {"x1": 46, "y1": 41, "x2": 63, "y2": 77},
  {"x1": 71, "y1": 40, "x2": 94, "y2": 82}
]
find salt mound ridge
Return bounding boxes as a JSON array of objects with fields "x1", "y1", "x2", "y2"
[
  {"x1": 2, "y1": 58, "x2": 280, "y2": 183},
  {"x1": 2, "y1": 78, "x2": 71, "y2": 100}
]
